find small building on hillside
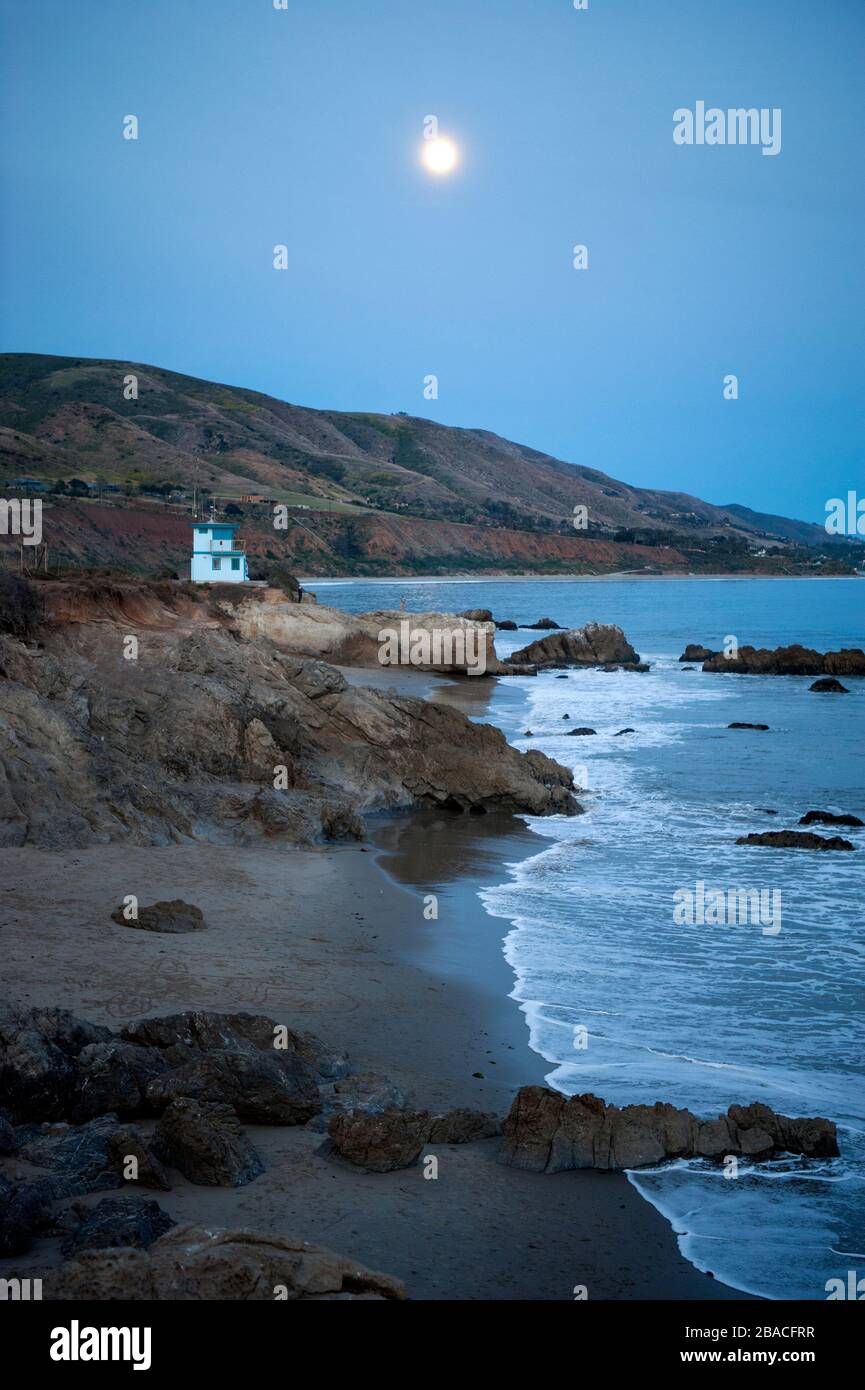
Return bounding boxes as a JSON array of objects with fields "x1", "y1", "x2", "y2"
[{"x1": 190, "y1": 519, "x2": 249, "y2": 583}]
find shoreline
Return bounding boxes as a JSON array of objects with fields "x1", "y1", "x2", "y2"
[
  {"x1": 0, "y1": 832, "x2": 749, "y2": 1300},
  {"x1": 304, "y1": 572, "x2": 862, "y2": 585}
]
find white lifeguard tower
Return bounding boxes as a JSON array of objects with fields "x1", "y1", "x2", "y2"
[{"x1": 190, "y1": 518, "x2": 249, "y2": 583}]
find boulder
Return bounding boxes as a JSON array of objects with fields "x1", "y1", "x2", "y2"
[
  {"x1": 499, "y1": 1086, "x2": 838, "y2": 1172},
  {"x1": 426, "y1": 1109, "x2": 502, "y2": 1144},
  {"x1": 110, "y1": 899, "x2": 206, "y2": 933},
  {"x1": 679, "y1": 644, "x2": 717, "y2": 662},
  {"x1": 122, "y1": 1010, "x2": 350, "y2": 1081},
  {"x1": 799, "y1": 810, "x2": 863, "y2": 828},
  {"x1": 460, "y1": 609, "x2": 493, "y2": 622},
  {"x1": 106, "y1": 1126, "x2": 172, "y2": 1191},
  {"x1": 47, "y1": 1224, "x2": 406, "y2": 1300},
  {"x1": 510, "y1": 622, "x2": 642, "y2": 670},
  {"x1": 495, "y1": 619, "x2": 518, "y2": 631},
  {"x1": 0, "y1": 1175, "x2": 52, "y2": 1256},
  {"x1": 521, "y1": 617, "x2": 563, "y2": 630},
  {"x1": 75, "y1": 1040, "x2": 171, "y2": 1119},
  {"x1": 60, "y1": 1197, "x2": 175, "y2": 1257},
  {"x1": 737, "y1": 831, "x2": 855, "y2": 851},
  {"x1": 810, "y1": 677, "x2": 849, "y2": 693},
  {"x1": 327, "y1": 1109, "x2": 430, "y2": 1172},
  {"x1": 145, "y1": 1050, "x2": 321, "y2": 1125},
  {"x1": 0, "y1": 1004, "x2": 112, "y2": 1121},
  {"x1": 15, "y1": 1115, "x2": 126, "y2": 1197},
  {"x1": 566, "y1": 727, "x2": 597, "y2": 736},
  {"x1": 0, "y1": 1113, "x2": 18, "y2": 1153},
  {"x1": 318, "y1": 1072, "x2": 406, "y2": 1119},
  {"x1": 154, "y1": 1099, "x2": 264, "y2": 1187}
]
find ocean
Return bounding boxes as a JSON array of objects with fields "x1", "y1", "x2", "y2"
[{"x1": 311, "y1": 576, "x2": 864, "y2": 1300}]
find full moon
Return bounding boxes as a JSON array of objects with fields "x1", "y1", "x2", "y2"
[{"x1": 422, "y1": 137, "x2": 459, "y2": 175}]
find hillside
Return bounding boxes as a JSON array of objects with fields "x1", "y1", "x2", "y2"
[{"x1": 0, "y1": 353, "x2": 859, "y2": 577}]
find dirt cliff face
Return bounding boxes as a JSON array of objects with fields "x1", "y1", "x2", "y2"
[{"x1": 0, "y1": 579, "x2": 577, "y2": 849}]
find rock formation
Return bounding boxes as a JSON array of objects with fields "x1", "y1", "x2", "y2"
[
  {"x1": 499, "y1": 1087, "x2": 838, "y2": 1173},
  {"x1": 46, "y1": 1224, "x2": 407, "y2": 1300},
  {"x1": 702, "y1": 644, "x2": 865, "y2": 676},
  {"x1": 327, "y1": 1107, "x2": 502, "y2": 1171},
  {"x1": 510, "y1": 622, "x2": 644, "y2": 670},
  {"x1": 110, "y1": 899, "x2": 206, "y2": 934},
  {"x1": 737, "y1": 831, "x2": 855, "y2": 851},
  {"x1": 799, "y1": 810, "x2": 863, "y2": 828}
]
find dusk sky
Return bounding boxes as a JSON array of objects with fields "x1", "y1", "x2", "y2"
[{"x1": 1, "y1": 0, "x2": 862, "y2": 522}]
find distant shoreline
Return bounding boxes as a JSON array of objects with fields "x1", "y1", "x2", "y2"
[{"x1": 304, "y1": 571, "x2": 862, "y2": 585}]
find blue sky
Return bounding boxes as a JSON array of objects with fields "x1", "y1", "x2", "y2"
[{"x1": 1, "y1": 0, "x2": 862, "y2": 522}]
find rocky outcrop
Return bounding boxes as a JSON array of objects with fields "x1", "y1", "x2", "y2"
[
  {"x1": 520, "y1": 617, "x2": 562, "y2": 630},
  {"x1": 737, "y1": 830, "x2": 855, "y2": 851},
  {"x1": 728, "y1": 722, "x2": 769, "y2": 731},
  {"x1": 799, "y1": 810, "x2": 863, "y2": 828},
  {"x1": 499, "y1": 1087, "x2": 839, "y2": 1173},
  {"x1": 0, "y1": 1004, "x2": 112, "y2": 1122},
  {"x1": 703, "y1": 644, "x2": 865, "y2": 676},
  {"x1": 154, "y1": 1098, "x2": 264, "y2": 1187},
  {"x1": 145, "y1": 1050, "x2": 321, "y2": 1125},
  {"x1": 0, "y1": 592, "x2": 577, "y2": 848},
  {"x1": 679, "y1": 644, "x2": 717, "y2": 662},
  {"x1": 46, "y1": 1224, "x2": 407, "y2": 1300},
  {"x1": 328, "y1": 1106, "x2": 502, "y2": 1171},
  {"x1": 810, "y1": 677, "x2": 849, "y2": 692},
  {"x1": 510, "y1": 622, "x2": 644, "y2": 670},
  {"x1": 110, "y1": 899, "x2": 206, "y2": 934}
]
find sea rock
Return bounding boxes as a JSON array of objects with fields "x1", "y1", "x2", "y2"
[
  {"x1": 522, "y1": 617, "x2": 563, "y2": 630},
  {"x1": 110, "y1": 899, "x2": 206, "y2": 933},
  {"x1": 154, "y1": 1099, "x2": 264, "y2": 1187},
  {"x1": 737, "y1": 831, "x2": 855, "y2": 851},
  {"x1": 810, "y1": 677, "x2": 849, "y2": 693},
  {"x1": 703, "y1": 645, "x2": 865, "y2": 676},
  {"x1": 728, "y1": 722, "x2": 769, "y2": 731},
  {"x1": 145, "y1": 1050, "x2": 321, "y2": 1125},
  {"x1": 60, "y1": 1196, "x2": 175, "y2": 1257},
  {"x1": 566, "y1": 727, "x2": 597, "y2": 736},
  {"x1": 679, "y1": 644, "x2": 717, "y2": 662},
  {"x1": 614, "y1": 728, "x2": 635, "y2": 736},
  {"x1": 499, "y1": 1086, "x2": 838, "y2": 1172},
  {"x1": 327, "y1": 1109, "x2": 430, "y2": 1172},
  {"x1": 0, "y1": 1005, "x2": 112, "y2": 1122},
  {"x1": 47, "y1": 1224, "x2": 406, "y2": 1300},
  {"x1": 495, "y1": 620, "x2": 518, "y2": 631},
  {"x1": 460, "y1": 609, "x2": 493, "y2": 622},
  {"x1": 511, "y1": 622, "x2": 642, "y2": 670},
  {"x1": 799, "y1": 810, "x2": 863, "y2": 828}
]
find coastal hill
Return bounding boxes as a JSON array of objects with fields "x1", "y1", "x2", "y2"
[{"x1": 0, "y1": 353, "x2": 859, "y2": 577}]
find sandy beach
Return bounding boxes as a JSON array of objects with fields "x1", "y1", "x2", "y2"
[{"x1": 0, "y1": 822, "x2": 750, "y2": 1300}]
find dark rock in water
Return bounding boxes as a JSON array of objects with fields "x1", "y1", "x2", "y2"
[
  {"x1": 522, "y1": 617, "x2": 562, "y2": 630},
  {"x1": 154, "y1": 1098, "x2": 264, "y2": 1187},
  {"x1": 799, "y1": 809, "x2": 864, "y2": 828},
  {"x1": 728, "y1": 722, "x2": 769, "y2": 731},
  {"x1": 0, "y1": 1175, "x2": 52, "y2": 1255},
  {"x1": 48, "y1": 1224, "x2": 407, "y2": 1301},
  {"x1": 426, "y1": 1109, "x2": 502, "y2": 1144},
  {"x1": 614, "y1": 728, "x2": 635, "y2": 736},
  {"x1": 555, "y1": 673, "x2": 568, "y2": 679},
  {"x1": 810, "y1": 677, "x2": 849, "y2": 693},
  {"x1": 679, "y1": 644, "x2": 717, "y2": 662},
  {"x1": 523, "y1": 730, "x2": 533, "y2": 737},
  {"x1": 566, "y1": 727, "x2": 597, "y2": 736},
  {"x1": 146, "y1": 1050, "x2": 321, "y2": 1125},
  {"x1": 495, "y1": 619, "x2": 518, "y2": 631},
  {"x1": 681, "y1": 666, "x2": 696, "y2": 671},
  {"x1": 759, "y1": 808, "x2": 779, "y2": 815},
  {"x1": 76, "y1": 1041, "x2": 171, "y2": 1120},
  {"x1": 704, "y1": 645, "x2": 865, "y2": 676},
  {"x1": 106, "y1": 1126, "x2": 172, "y2": 1190},
  {"x1": 499, "y1": 1086, "x2": 839, "y2": 1172},
  {"x1": 737, "y1": 831, "x2": 855, "y2": 851},
  {"x1": 60, "y1": 1197, "x2": 176, "y2": 1257},
  {"x1": 511, "y1": 622, "x2": 641, "y2": 670},
  {"x1": 111, "y1": 899, "x2": 206, "y2": 933},
  {"x1": 0, "y1": 1004, "x2": 112, "y2": 1121},
  {"x1": 562, "y1": 713, "x2": 570, "y2": 720},
  {"x1": 327, "y1": 1109, "x2": 431, "y2": 1172},
  {"x1": 460, "y1": 609, "x2": 493, "y2": 622},
  {"x1": 122, "y1": 1010, "x2": 350, "y2": 1082}
]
